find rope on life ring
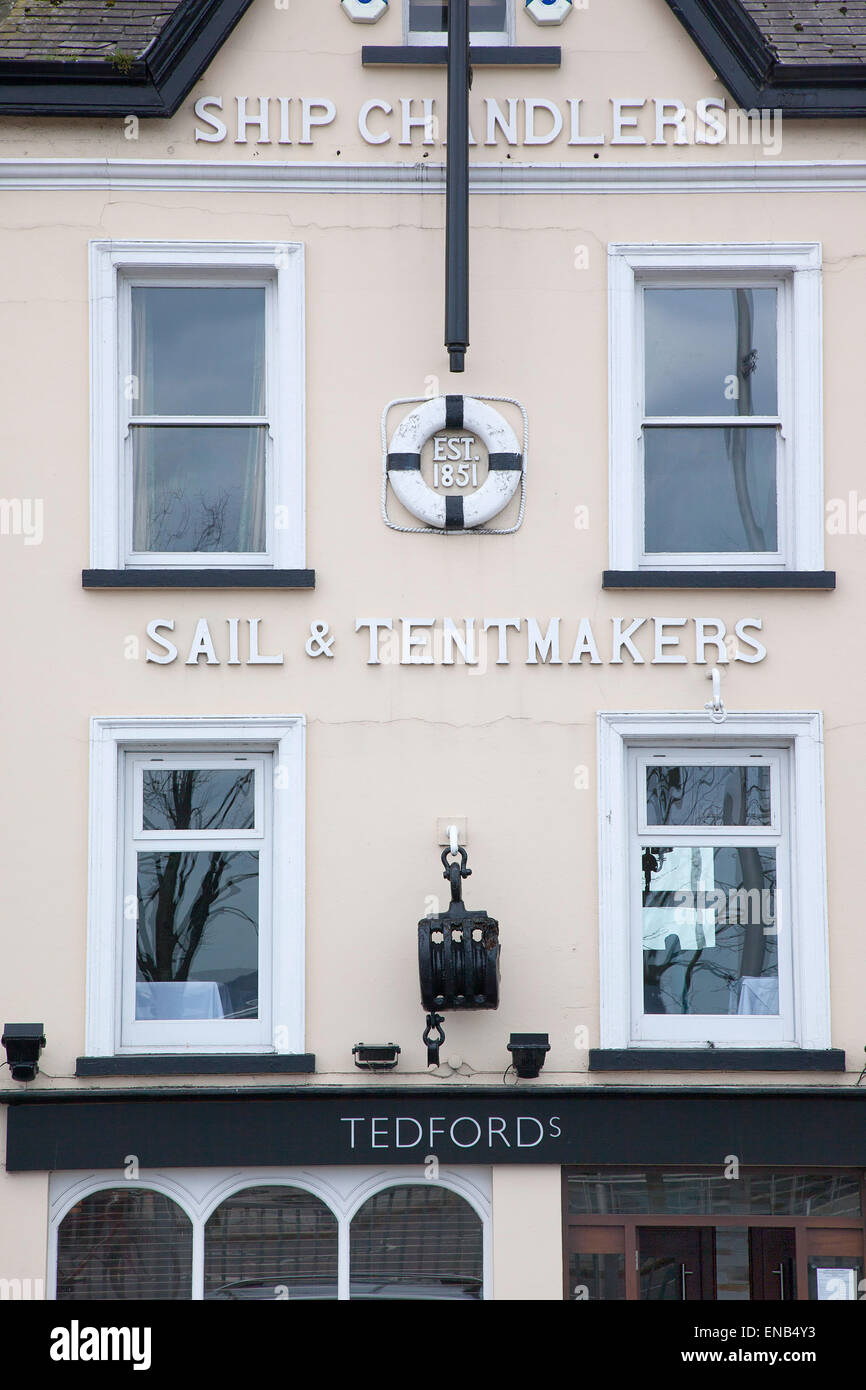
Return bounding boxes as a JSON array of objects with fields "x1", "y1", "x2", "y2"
[{"x1": 385, "y1": 394, "x2": 524, "y2": 532}]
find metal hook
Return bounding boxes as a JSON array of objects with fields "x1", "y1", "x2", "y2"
[
  {"x1": 705, "y1": 666, "x2": 727, "y2": 724},
  {"x1": 423, "y1": 1012, "x2": 446, "y2": 1067},
  {"x1": 441, "y1": 845, "x2": 471, "y2": 904},
  {"x1": 440, "y1": 845, "x2": 471, "y2": 878}
]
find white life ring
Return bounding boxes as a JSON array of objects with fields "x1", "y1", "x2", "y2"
[{"x1": 387, "y1": 395, "x2": 523, "y2": 530}]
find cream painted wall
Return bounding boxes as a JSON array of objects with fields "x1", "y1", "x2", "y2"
[
  {"x1": 2, "y1": 0, "x2": 866, "y2": 1293},
  {"x1": 492, "y1": 1166, "x2": 563, "y2": 1299},
  {"x1": 0, "y1": 183, "x2": 863, "y2": 1082}
]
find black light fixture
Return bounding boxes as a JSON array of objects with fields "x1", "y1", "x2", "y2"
[
  {"x1": 507, "y1": 1033, "x2": 550, "y2": 1080},
  {"x1": 2, "y1": 1024, "x2": 46, "y2": 1082},
  {"x1": 353, "y1": 1043, "x2": 401, "y2": 1073}
]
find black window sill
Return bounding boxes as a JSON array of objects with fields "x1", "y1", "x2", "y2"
[
  {"x1": 602, "y1": 570, "x2": 836, "y2": 591},
  {"x1": 589, "y1": 1049, "x2": 846, "y2": 1073},
  {"x1": 82, "y1": 569, "x2": 315, "y2": 589},
  {"x1": 362, "y1": 44, "x2": 560, "y2": 66},
  {"x1": 76, "y1": 1054, "x2": 315, "y2": 1078}
]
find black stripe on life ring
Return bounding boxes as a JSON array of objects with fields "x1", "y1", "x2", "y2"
[
  {"x1": 487, "y1": 453, "x2": 523, "y2": 471},
  {"x1": 445, "y1": 395, "x2": 464, "y2": 430},
  {"x1": 445, "y1": 495, "x2": 465, "y2": 529},
  {"x1": 387, "y1": 453, "x2": 422, "y2": 470}
]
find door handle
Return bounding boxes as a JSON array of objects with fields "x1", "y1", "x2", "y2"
[
  {"x1": 681, "y1": 1265, "x2": 693, "y2": 1300},
  {"x1": 772, "y1": 1262, "x2": 786, "y2": 1300}
]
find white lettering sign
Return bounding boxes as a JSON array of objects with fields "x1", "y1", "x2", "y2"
[
  {"x1": 143, "y1": 616, "x2": 767, "y2": 667},
  {"x1": 339, "y1": 1113, "x2": 563, "y2": 1151},
  {"x1": 194, "y1": 96, "x2": 783, "y2": 156}
]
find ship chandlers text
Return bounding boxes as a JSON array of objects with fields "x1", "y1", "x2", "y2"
[{"x1": 193, "y1": 95, "x2": 783, "y2": 154}]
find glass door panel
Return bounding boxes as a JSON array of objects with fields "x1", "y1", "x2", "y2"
[
  {"x1": 568, "y1": 1226, "x2": 625, "y2": 1301},
  {"x1": 715, "y1": 1226, "x2": 751, "y2": 1300},
  {"x1": 639, "y1": 1228, "x2": 715, "y2": 1300},
  {"x1": 749, "y1": 1228, "x2": 795, "y2": 1300}
]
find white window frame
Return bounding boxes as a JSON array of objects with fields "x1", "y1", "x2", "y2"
[
  {"x1": 89, "y1": 240, "x2": 305, "y2": 571},
  {"x1": 49, "y1": 1167, "x2": 493, "y2": 1301},
  {"x1": 123, "y1": 750, "x2": 272, "y2": 1050},
  {"x1": 633, "y1": 746, "x2": 791, "y2": 1044},
  {"x1": 405, "y1": 0, "x2": 514, "y2": 46},
  {"x1": 86, "y1": 716, "x2": 305, "y2": 1056},
  {"x1": 608, "y1": 244, "x2": 823, "y2": 573},
  {"x1": 597, "y1": 711, "x2": 830, "y2": 1051}
]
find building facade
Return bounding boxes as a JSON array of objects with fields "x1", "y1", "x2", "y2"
[{"x1": 2, "y1": 0, "x2": 866, "y2": 1303}]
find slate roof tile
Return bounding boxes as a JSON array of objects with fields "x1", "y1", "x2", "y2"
[
  {"x1": 740, "y1": 0, "x2": 866, "y2": 64},
  {"x1": 1, "y1": 0, "x2": 866, "y2": 72},
  {"x1": 0, "y1": 0, "x2": 182, "y2": 62}
]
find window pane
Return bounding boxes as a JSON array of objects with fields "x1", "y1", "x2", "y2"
[
  {"x1": 410, "y1": 1, "x2": 507, "y2": 33},
  {"x1": 131, "y1": 425, "x2": 267, "y2": 553},
  {"x1": 644, "y1": 425, "x2": 777, "y2": 553},
  {"x1": 569, "y1": 1252, "x2": 625, "y2": 1300},
  {"x1": 716, "y1": 1227, "x2": 751, "y2": 1300},
  {"x1": 646, "y1": 765, "x2": 771, "y2": 828},
  {"x1": 350, "y1": 1186, "x2": 483, "y2": 1299},
  {"x1": 204, "y1": 1188, "x2": 338, "y2": 1300},
  {"x1": 143, "y1": 769, "x2": 255, "y2": 832},
  {"x1": 131, "y1": 286, "x2": 266, "y2": 416},
  {"x1": 136, "y1": 850, "x2": 259, "y2": 1020},
  {"x1": 568, "y1": 1173, "x2": 653, "y2": 1215},
  {"x1": 639, "y1": 1251, "x2": 685, "y2": 1300},
  {"x1": 57, "y1": 1189, "x2": 192, "y2": 1300},
  {"x1": 567, "y1": 1173, "x2": 862, "y2": 1217},
  {"x1": 642, "y1": 845, "x2": 777, "y2": 1015},
  {"x1": 644, "y1": 287, "x2": 777, "y2": 416}
]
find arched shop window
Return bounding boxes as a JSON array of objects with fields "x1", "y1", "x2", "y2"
[
  {"x1": 56, "y1": 1188, "x2": 192, "y2": 1300},
  {"x1": 350, "y1": 1185, "x2": 483, "y2": 1300},
  {"x1": 204, "y1": 1187, "x2": 338, "y2": 1300},
  {"x1": 50, "y1": 1173, "x2": 489, "y2": 1300}
]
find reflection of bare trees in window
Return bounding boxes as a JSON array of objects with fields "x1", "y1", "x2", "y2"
[
  {"x1": 145, "y1": 486, "x2": 233, "y2": 552},
  {"x1": 137, "y1": 770, "x2": 258, "y2": 1012},
  {"x1": 727, "y1": 288, "x2": 767, "y2": 551},
  {"x1": 642, "y1": 841, "x2": 777, "y2": 1015},
  {"x1": 646, "y1": 765, "x2": 771, "y2": 827},
  {"x1": 143, "y1": 769, "x2": 253, "y2": 831},
  {"x1": 137, "y1": 850, "x2": 257, "y2": 990}
]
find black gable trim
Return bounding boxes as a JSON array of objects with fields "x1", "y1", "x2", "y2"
[
  {"x1": 666, "y1": 0, "x2": 866, "y2": 116},
  {"x1": 4, "y1": 0, "x2": 866, "y2": 119},
  {"x1": 0, "y1": 0, "x2": 255, "y2": 117},
  {"x1": 145, "y1": 0, "x2": 256, "y2": 114}
]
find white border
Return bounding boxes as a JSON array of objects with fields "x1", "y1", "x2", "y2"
[
  {"x1": 48, "y1": 1166, "x2": 492, "y2": 1301},
  {"x1": 123, "y1": 751, "x2": 271, "y2": 1049},
  {"x1": 631, "y1": 747, "x2": 792, "y2": 1044},
  {"x1": 89, "y1": 240, "x2": 305, "y2": 571},
  {"x1": 86, "y1": 716, "x2": 306, "y2": 1057},
  {"x1": 596, "y1": 711, "x2": 830, "y2": 1052},
  {"x1": 9, "y1": 159, "x2": 866, "y2": 195},
  {"x1": 608, "y1": 243, "x2": 823, "y2": 574}
]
